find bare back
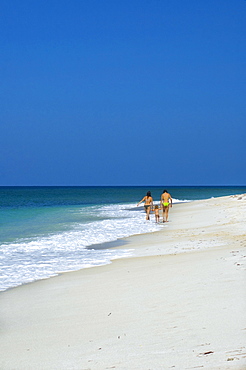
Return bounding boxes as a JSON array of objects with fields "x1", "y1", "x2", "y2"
[
  {"x1": 144, "y1": 196, "x2": 153, "y2": 205},
  {"x1": 161, "y1": 193, "x2": 171, "y2": 203}
]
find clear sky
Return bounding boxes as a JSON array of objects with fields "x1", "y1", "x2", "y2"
[{"x1": 1, "y1": 0, "x2": 245, "y2": 186}]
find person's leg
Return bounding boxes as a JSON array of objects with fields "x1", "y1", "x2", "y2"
[
  {"x1": 146, "y1": 206, "x2": 150, "y2": 220},
  {"x1": 165, "y1": 206, "x2": 169, "y2": 221},
  {"x1": 162, "y1": 206, "x2": 165, "y2": 222}
]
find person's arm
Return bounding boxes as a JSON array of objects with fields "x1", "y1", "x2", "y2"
[
  {"x1": 169, "y1": 194, "x2": 173, "y2": 207},
  {"x1": 137, "y1": 196, "x2": 146, "y2": 206}
]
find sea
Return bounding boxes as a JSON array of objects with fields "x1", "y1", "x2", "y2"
[{"x1": 1, "y1": 186, "x2": 245, "y2": 292}]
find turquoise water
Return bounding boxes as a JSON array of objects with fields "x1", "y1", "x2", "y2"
[{"x1": 1, "y1": 186, "x2": 245, "y2": 291}]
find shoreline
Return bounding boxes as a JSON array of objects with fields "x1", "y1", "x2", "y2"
[
  {"x1": 0, "y1": 193, "x2": 244, "y2": 294},
  {"x1": 0, "y1": 194, "x2": 245, "y2": 369},
  {"x1": 0, "y1": 200, "x2": 204, "y2": 294},
  {"x1": 0, "y1": 194, "x2": 245, "y2": 292}
]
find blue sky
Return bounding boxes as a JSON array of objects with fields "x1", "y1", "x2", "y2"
[{"x1": 1, "y1": 0, "x2": 245, "y2": 186}]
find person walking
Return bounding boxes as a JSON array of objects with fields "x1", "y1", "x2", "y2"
[
  {"x1": 137, "y1": 191, "x2": 153, "y2": 220},
  {"x1": 160, "y1": 189, "x2": 172, "y2": 222}
]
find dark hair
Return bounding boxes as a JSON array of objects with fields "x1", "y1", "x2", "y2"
[
  {"x1": 147, "y1": 191, "x2": 151, "y2": 197},
  {"x1": 163, "y1": 189, "x2": 168, "y2": 193}
]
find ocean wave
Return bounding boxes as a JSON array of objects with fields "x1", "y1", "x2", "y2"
[{"x1": 0, "y1": 203, "x2": 161, "y2": 291}]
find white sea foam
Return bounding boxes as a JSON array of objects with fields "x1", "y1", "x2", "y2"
[
  {"x1": 0, "y1": 200, "x2": 193, "y2": 291},
  {"x1": 0, "y1": 203, "x2": 161, "y2": 291}
]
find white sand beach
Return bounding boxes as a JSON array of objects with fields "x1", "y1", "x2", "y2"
[{"x1": 0, "y1": 195, "x2": 246, "y2": 369}]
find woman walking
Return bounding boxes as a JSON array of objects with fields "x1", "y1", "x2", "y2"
[
  {"x1": 137, "y1": 191, "x2": 153, "y2": 220},
  {"x1": 160, "y1": 189, "x2": 172, "y2": 222}
]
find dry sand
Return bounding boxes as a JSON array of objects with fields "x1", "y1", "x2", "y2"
[{"x1": 0, "y1": 195, "x2": 246, "y2": 369}]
